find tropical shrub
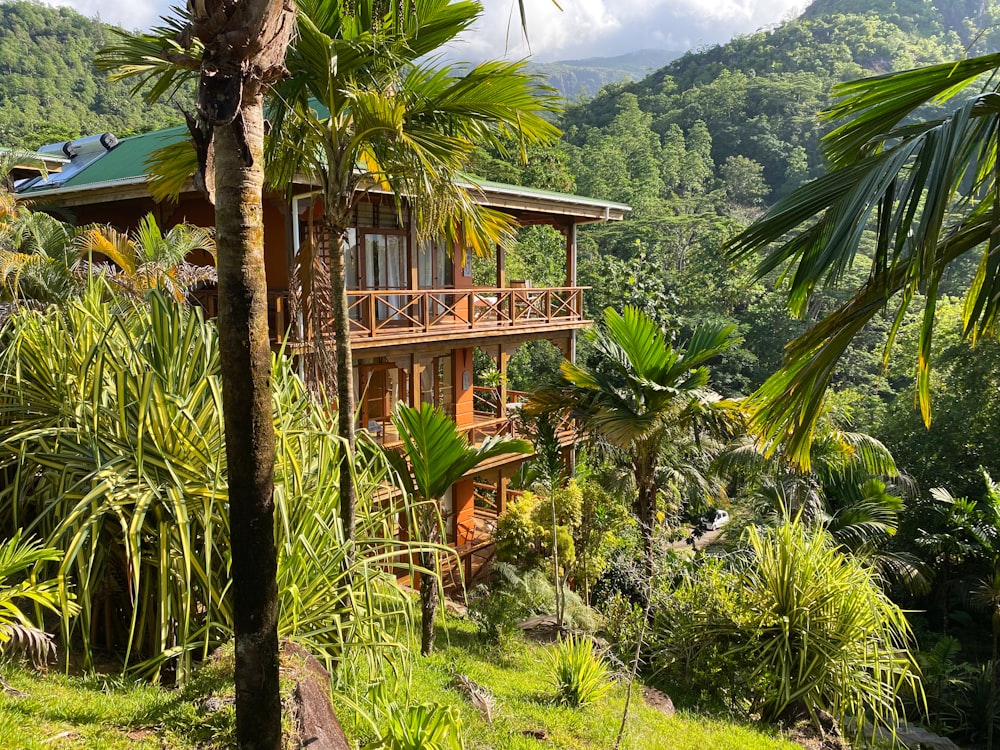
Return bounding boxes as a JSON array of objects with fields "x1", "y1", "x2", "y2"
[
  {"x1": 648, "y1": 518, "x2": 921, "y2": 737},
  {"x1": 0, "y1": 531, "x2": 74, "y2": 665},
  {"x1": 0, "y1": 287, "x2": 426, "y2": 680},
  {"x1": 545, "y1": 634, "x2": 611, "y2": 708},
  {"x1": 494, "y1": 491, "x2": 546, "y2": 568},
  {"x1": 365, "y1": 702, "x2": 464, "y2": 750}
]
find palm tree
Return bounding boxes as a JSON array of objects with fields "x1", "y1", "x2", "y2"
[
  {"x1": 266, "y1": 0, "x2": 559, "y2": 554},
  {"x1": 526, "y1": 306, "x2": 737, "y2": 570},
  {"x1": 97, "y1": 2, "x2": 295, "y2": 746},
  {"x1": 725, "y1": 52, "x2": 1000, "y2": 467},
  {"x1": 383, "y1": 402, "x2": 531, "y2": 655},
  {"x1": 718, "y1": 412, "x2": 927, "y2": 588},
  {"x1": 0, "y1": 209, "x2": 77, "y2": 304},
  {"x1": 76, "y1": 214, "x2": 216, "y2": 302}
]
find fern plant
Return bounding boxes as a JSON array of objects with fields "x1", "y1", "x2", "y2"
[{"x1": 546, "y1": 634, "x2": 611, "y2": 708}]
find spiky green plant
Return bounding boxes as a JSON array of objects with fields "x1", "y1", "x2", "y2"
[
  {"x1": 0, "y1": 285, "x2": 430, "y2": 681},
  {"x1": 545, "y1": 634, "x2": 611, "y2": 708},
  {"x1": 736, "y1": 518, "x2": 921, "y2": 737},
  {"x1": 364, "y1": 702, "x2": 464, "y2": 750}
]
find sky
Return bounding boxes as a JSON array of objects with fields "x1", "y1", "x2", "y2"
[{"x1": 48, "y1": 0, "x2": 809, "y2": 62}]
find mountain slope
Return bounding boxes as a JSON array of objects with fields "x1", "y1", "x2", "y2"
[
  {"x1": 527, "y1": 49, "x2": 682, "y2": 101},
  {"x1": 0, "y1": 1, "x2": 183, "y2": 150},
  {"x1": 560, "y1": 0, "x2": 980, "y2": 200}
]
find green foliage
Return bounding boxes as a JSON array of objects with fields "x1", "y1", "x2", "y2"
[
  {"x1": 650, "y1": 519, "x2": 921, "y2": 736},
  {"x1": 545, "y1": 635, "x2": 611, "y2": 708},
  {"x1": 738, "y1": 520, "x2": 920, "y2": 732},
  {"x1": 365, "y1": 702, "x2": 464, "y2": 750},
  {"x1": 0, "y1": 287, "x2": 421, "y2": 680},
  {"x1": 466, "y1": 568, "x2": 532, "y2": 645},
  {"x1": 495, "y1": 482, "x2": 584, "y2": 577},
  {"x1": 0, "y1": 2, "x2": 183, "y2": 149},
  {"x1": 495, "y1": 492, "x2": 546, "y2": 568},
  {"x1": 0, "y1": 531, "x2": 71, "y2": 665}
]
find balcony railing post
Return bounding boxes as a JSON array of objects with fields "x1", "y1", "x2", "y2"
[
  {"x1": 423, "y1": 291, "x2": 429, "y2": 332},
  {"x1": 368, "y1": 292, "x2": 376, "y2": 337},
  {"x1": 467, "y1": 291, "x2": 474, "y2": 329}
]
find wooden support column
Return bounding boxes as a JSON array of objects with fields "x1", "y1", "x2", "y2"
[
  {"x1": 498, "y1": 344, "x2": 510, "y2": 418},
  {"x1": 498, "y1": 471, "x2": 510, "y2": 516},
  {"x1": 566, "y1": 221, "x2": 578, "y2": 363},
  {"x1": 453, "y1": 478, "x2": 476, "y2": 547},
  {"x1": 410, "y1": 355, "x2": 425, "y2": 407},
  {"x1": 496, "y1": 244, "x2": 506, "y2": 288},
  {"x1": 452, "y1": 348, "x2": 474, "y2": 429},
  {"x1": 565, "y1": 221, "x2": 577, "y2": 287}
]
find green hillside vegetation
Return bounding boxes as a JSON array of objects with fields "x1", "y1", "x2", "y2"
[{"x1": 0, "y1": 1, "x2": 183, "y2": 149}]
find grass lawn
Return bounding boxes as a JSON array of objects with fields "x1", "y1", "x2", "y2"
[
  {"x1": 391, "y1": 618, "x2": 800, "y2": 750},
  {"x1": 0, "y1": 621, "x2": 801, "y2": 749},
  {"x1": 0, "y1": 651, "x2": 238, "y2": 749}
]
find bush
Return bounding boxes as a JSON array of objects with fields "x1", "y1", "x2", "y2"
[
  {"x1": 365, "y1": 703, "x2": 464, "y2": 750},
  {"x1": 467, "y1": 567, "x2": 532, "y2": 644},
  {"x1": 0, "y1": 289, "x2": 424, "y2": 680},
  {"x1": 546, "y1": 634, "x2": 611, "y2": 708},
  {"x1": 494, "y1": 492, "x2": 545, "y2": 568},
  {"x1": 647, "y1": 519, "x2": 922, "y2": 737}
]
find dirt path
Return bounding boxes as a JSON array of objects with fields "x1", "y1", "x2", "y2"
[{"x1": 667, "y1": 526, "x2": 725, "y2": 552}]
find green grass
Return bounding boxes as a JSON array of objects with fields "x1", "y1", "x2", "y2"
[
  {"x1": 389, "y1": 619, "x2": 801, "y2": 750},
  {"x1": 0, "y1": 650, "x2": 238, "y2": 749},
  {"x1": 0, "y1": 622, "x2": 802, "y2": 749}
]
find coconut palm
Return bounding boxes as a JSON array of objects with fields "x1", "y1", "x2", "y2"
[
  {"x1": 97, "y1": 1, "x2": 295, "y2": 743},
  {"x1": 383, "y1": 402, "x2": 531, "y2": 655},
  {"x1": 725, "y1": 52, "x2": 1000, "y2": 468},
  {"x1": 526, "y1": 306, "x2": 738, "y2": 569},
  {"x1": 76, "y1": 214, "x2": 216, "y2": 302},
  {"x1": 266, "y1": 0, "x2": 559, "y2": 554}
]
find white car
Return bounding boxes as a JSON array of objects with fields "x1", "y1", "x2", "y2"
[{"x1": 703, "y1": 509, "x2": 729, "y2": 531}]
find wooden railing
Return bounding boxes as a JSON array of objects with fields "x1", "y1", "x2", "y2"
[
  {"x1": 345, "y1": 286, "x2": 587, "y2": 338},
  {"x1": 194, "y1": 286, "x2": 587, "y2": 345}
]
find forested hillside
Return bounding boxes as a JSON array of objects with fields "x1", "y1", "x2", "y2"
[
  {"x1": 562, "y1": 7, "x2": 970, "y2": 199},
  {"x1": 0, "y1": 1, "x2": 182, "y2": 149},
  {"x1": 475, "y1": 0, "x2": 1000, "y2": 507}
]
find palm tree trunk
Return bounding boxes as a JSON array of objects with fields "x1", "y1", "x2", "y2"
[
  {"x1": 419, "y1": 546, "x2": 438, "y2": 656},
  {"x1": 635, "y1": 449, "x2": 658, "y2": 579},
  {"x1": 328, "y1": 220, "x2": 357, "y2": 561},
  {"x1": 215, "y1": 102, "x2": 281, "y2": 748}
]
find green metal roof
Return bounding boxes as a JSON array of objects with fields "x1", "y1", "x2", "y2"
[
  {"x1": 61, "y1": 127, "x2": 186, "y2": 188},
  {"x1": 18, "y1": 125, "x2": 629, "y2": 219}
]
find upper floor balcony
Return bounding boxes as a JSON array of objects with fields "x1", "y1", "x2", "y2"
[
  {"x1": 253, "y1": 284, "x2": 589, "y2": 351},
  {"x1": 345, "y1": 285, "x2": 589, "y2": 349}
]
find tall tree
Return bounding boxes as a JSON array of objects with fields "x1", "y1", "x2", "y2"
[
  {"x1": 526, "y1": 306, "x2": 737, "y2": 570},
  {"x1": 266, "y1": 0, "x2": 559, "y2": 553},
  {"x1": 98, "y1": 2, "x2": 295, "y2": 746},
  {"x1": 725, "y1": 52, "x2": 1000, "y2": 467}
]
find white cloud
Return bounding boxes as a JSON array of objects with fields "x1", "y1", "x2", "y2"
[{"x1": 49, "y1": 0, "x2": 808, "y2": 61}]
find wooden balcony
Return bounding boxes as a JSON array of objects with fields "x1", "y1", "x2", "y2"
[
  {"x1": 345, "y1": 286, "x2": 588, "y2": 349},
  {"x1": 198, "y1": 285, "x2": 588, "y2": 352}
]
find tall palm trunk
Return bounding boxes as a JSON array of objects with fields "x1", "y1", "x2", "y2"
[
  {"x1": 216, "y1": 103, "x2": 281, "y2": 749},
  {"x1": 328, "y1": 220, "x2": 357, "y2": 557},
  {"x1": 634, "y1": 448, "x2": 658, "y2": 579}
]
